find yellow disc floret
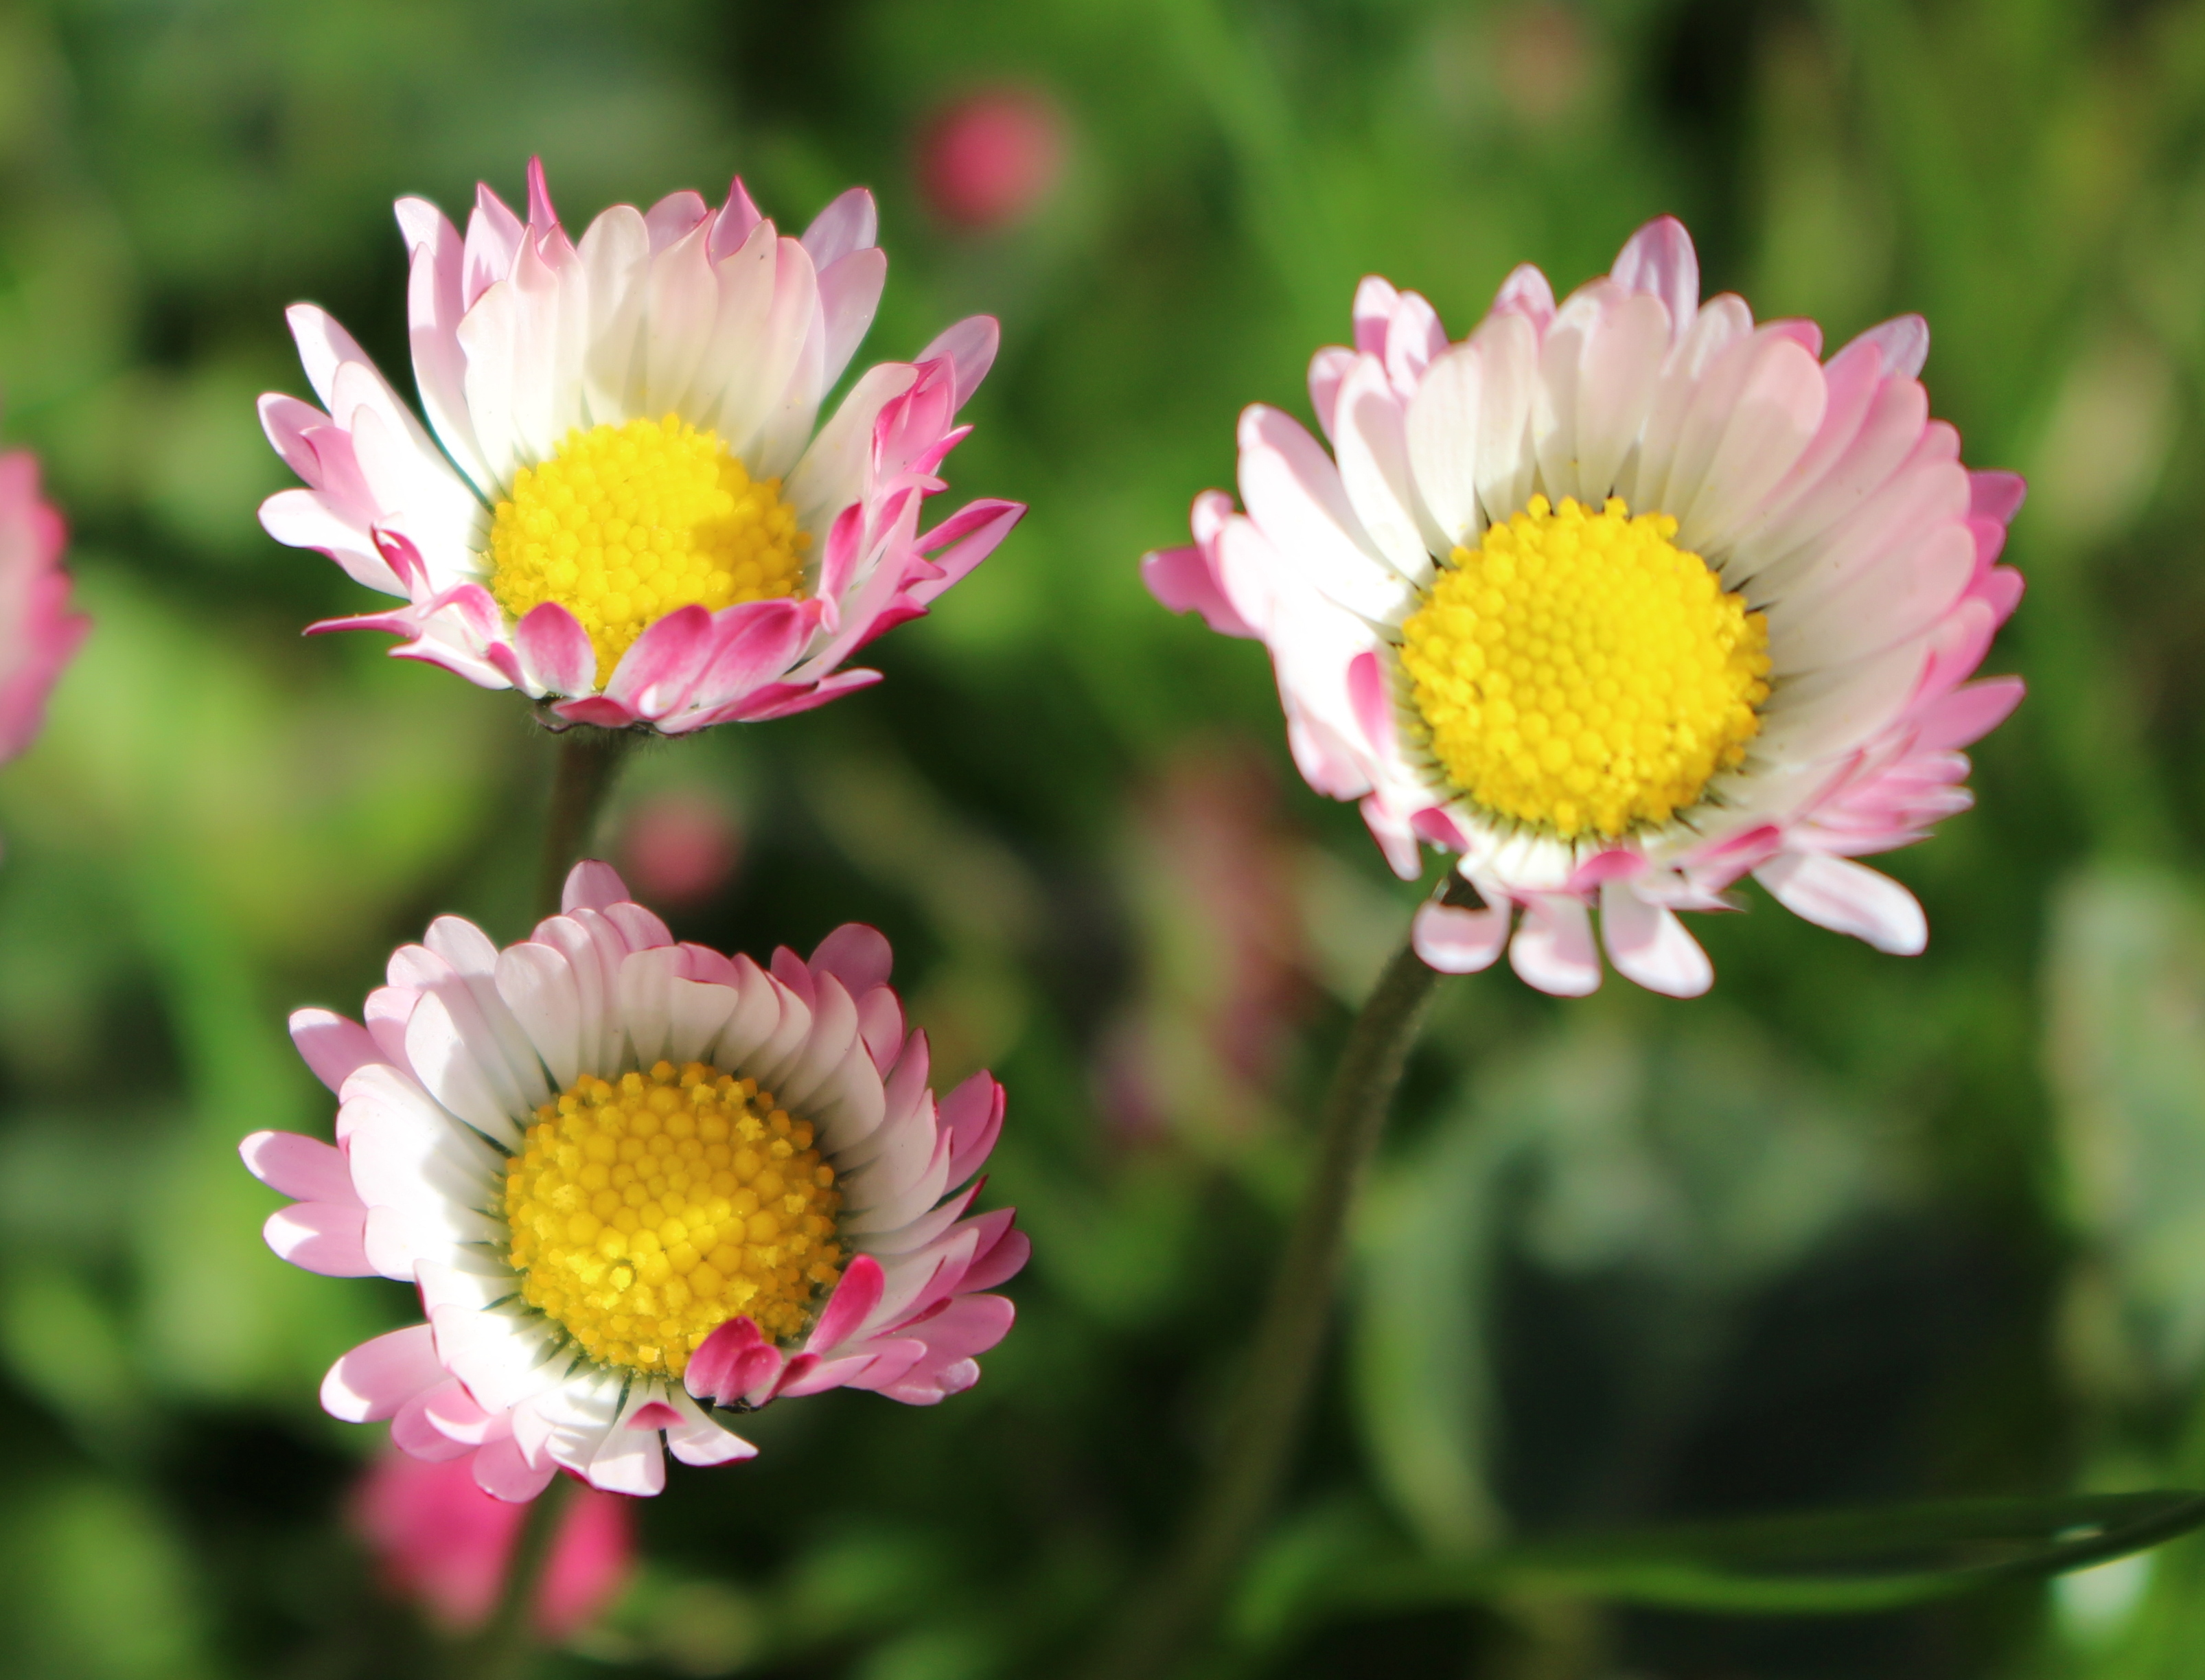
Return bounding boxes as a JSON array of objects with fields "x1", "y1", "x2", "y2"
[
  {"x1": 1399, "y1": 495, "x2": 1770, "y2": 840},
  {"x1": 487, "y1": 415, "x2": 808, "y2": 685},
  {"x1": 502, "y1": 1059, "x2": 844, "y2": 1377}
]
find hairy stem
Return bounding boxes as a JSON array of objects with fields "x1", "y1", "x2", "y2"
[
  {"x1": 535, "y1": 727, "x2": 636, "y2": 917},
  {"x1": 1083, "y1": 899, "x2": 1459, "y2": 1679}
]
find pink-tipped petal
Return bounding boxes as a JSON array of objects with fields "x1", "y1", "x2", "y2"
[
  {"x1": 323, "y1": 1326, "x2": 447, "y2": 1423},
  {"x1": 1610, "y1": 216, "x2": 1700, "y2": 345},
  {"x1": 562, "y1": 862, "x2": 630, "y2": 915},
  {"x1": 811, "y1": 924, "x2": 893, "y2": 996},
  {"x1": 915, "y1": 316, "x2": 1000, "y2": 412},
  {"x1": 240, "y1": 1130, "x2": 354, "y2": 1204},
  {"x1": 265, "y1": 1204, "x2": 376, "y2": 1275},
  {"x1": 1853, "y1": 314, "x2": 1930, "y2": 380},
  {"x1": 1412, "y1": 899, "x2": 1511, "y2": 974},
  {"x1": 808, "y1": 1253, "x2": 887, "y2": 1353},
  {"x1": 475, "y1": 1436, "x2": 560, "y2": 1504},
  {"x1": 1509, "y1": 897, "x2": 1603, "y2": 996},
  {"x1": 1598, "y1": 886, "x2": 1713, "y2": 998},
  {"x1": 1753, "y1": 853, "x2": 1928, "y2": 955},
  {"x1": 289, "y1": 1007, "x2": 384, "y2": 1094},
  {"x1": 513, "y1": 603, "x2": 597, "y2": 697}
]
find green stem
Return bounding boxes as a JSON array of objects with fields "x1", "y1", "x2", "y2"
[
  {"x1": 536, "y1": 727, "x2": 636, "y2": 917},
  {"x1": 457, "y1": 1471, "x2": 574, "y2": 1680},
  {"x1": 1083, "y1": 899, "x2": 1459, "y2": 1679}
]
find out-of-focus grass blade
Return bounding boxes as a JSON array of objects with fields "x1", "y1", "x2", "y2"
[{"x1": 1326, "y1": 1493, "x2": 2205, "y2": 1618}]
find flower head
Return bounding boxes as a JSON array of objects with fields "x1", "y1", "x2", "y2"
[
  {"x1": 259, "y1": 159, "x2": 1024, "y2": 733},
  {"x1": 0, "y1": 446, "x2": 87, "y2": 763},
  {"x1": 244, "y1": 862, "x2": 1024, "y2": 1499},
  {"x1": 353, "y1": 1448, "x2": 633, "y2": 1637},
  {"x1": 1146, "y1": 217, "x2": 2023, "y2": 998}
]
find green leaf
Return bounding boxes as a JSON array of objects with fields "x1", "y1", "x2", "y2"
[{"x1": 1320, "y1": 1493, "x2": 2205, "y2": 1620}]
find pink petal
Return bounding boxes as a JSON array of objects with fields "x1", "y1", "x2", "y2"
[
  {"x1": 914, "y1": 316, "x2": 1000, "y2": 412},
  {"x1": 1308, "y1": 345, "x2": 1357, "y2": 441},
  {"x1": 1970, "y1": 469, "x2": 2027, "y2": 523},
  {"x1": 474, "y1": 1436, "x2": 559, "y2": 1503},
  {"x1": 1598, "y1": 886, "x2": 1713, "y2": 998},
  {"x1": 562, "y1": 862, "x2": 630, "y2": 915},
  {"x1": 1509, "y1": 897, "x2": 1603, "y2": 996},
  {"x1": 1411, "y1": 899, "x2": 1510, "y2": 974},
  {"x1": 1610, "y1": 215, "x2": 1700, "y2": 345},
  {"x1": 264, "y1": 1203, "x2": 376, "y2": 1275},
  {"x1": 289, "y1": 1007, "x2": 384, "y2": 1094},
  {"x1": 1490, "y1": 262, "x2": 1556, "y2": 330},
  {"x1": 683, "y1": 1316, "x2": 758, "y2": 1403},
  {"x1": 240, "y1": 1129, "x2": 354, "y2": 1203},
  {"x1": 802, "y1": 185, "x2": 879, "y2": 268},
  {"x1": 513, "y1": 603, "x2": 597, "y2": 697},
  {"x1": 679, "y1": 599, "x2": 811, "y2": 715},
  {"x1": 961, "y1": 1226, "x2": 1027, "y2": 1287},
  {"x1": 939, "y1": 1072, "x2": 1005, "y2": 1186},
  {"x1": 810, "y1": 924, "x2": 892, "y2": 995},
  {"x1": 807, "y1": 1253, "x2": 886, "y2": 1355},
  {"x1": 323, "y1": 1324, "x2": 446, "y2": 1423},
  {"x1": 601, "y1": 604, "x2": 716, "y2": 717},
  {"x1": 905, "y1": 498, "x2": 1024, "y2": 607},
  {"x1": 708, "y1": 176, "x2": 765, "y2": 261},
  {"x1": 1346, "y1": 649, "x2": 1396, "y2": 759},
  {"x1": 1851, "y1": 313, "x2": 1930, "y2": 380},
  {"x1": 1913, "y1": 675, "x2": 2024, "y2": 752},
  {"x1": 393, "y1": 1388, "x2": 477, "y2": 1462},
  {"x1": 1754, "y1": 853, "x2": 1927, "y2": 955},
  {"x1": 1352, "y1": 275, "x2": 1399, "y2": 356},
  {"x1": 903, "y1": 1291, "x2": 1015, "y2": 1363}
]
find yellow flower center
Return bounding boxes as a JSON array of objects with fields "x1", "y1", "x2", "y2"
[
  {"x1": 1398, "y1": 495, "x2": 1770, "y2": 840},
  {"x1": 502, "y1": 1059, "x2": 845, "y2": 1378},
  {"x1": 487, "y1": 415, "x2": 809, "y2": 686}
]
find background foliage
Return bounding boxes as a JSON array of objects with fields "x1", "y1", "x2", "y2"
[{"x1": 1, "y1": 0, "x2": 2203, "y2": 1674}]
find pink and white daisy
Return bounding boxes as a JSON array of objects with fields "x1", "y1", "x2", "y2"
[
  {"x1": 258, "y1": 159, "x2": 1023, "y2": 733},
  {"x1": 0, "y1": 445, "x2": 87, "y2": 763},
  {"x1": 1146, "y1": 217, "x2": 2023, "y2": 998},
  {"x1": 244, "y1": 862, "x2": 1024, "y2": 1500}
]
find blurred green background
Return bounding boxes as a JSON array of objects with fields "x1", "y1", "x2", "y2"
[{"x1": 0, "y1": 0, "x2": 2202, "y2": 1674}]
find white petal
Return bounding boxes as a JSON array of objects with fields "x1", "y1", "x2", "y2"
[
  {"x1": 1237, "y1": 406, "x2": 1416, "y2": 623},
  {"x1": 404, "y1": 993, "x2": 524, "y2": 1147},
  {"x1": 1333, "y1": 356, "x2": 1438, "y2": 580},
  {"x1": 1466, "y1": 312, "x2": 1539, "y2": 525},
  {"x1": 577, "y1": 204, "x2": 651, "y2": 424},
  {"x1": 1406, "y1": 341, "x2": 1485, "y2": 546}
]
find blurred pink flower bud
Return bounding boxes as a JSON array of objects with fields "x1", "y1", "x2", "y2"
[
  {"x1": 619, "y1": 789, "x2": 741, "y2": 906},
  {"x1": 916, "y1": 87, "x2": 1067, "y2": 231},
  {"x1": 353, "y1": 1451, "x2": 634, "y2": 1640},
  {"x1": 0, "y1": 448, "x2": 87, "y2": 763}
]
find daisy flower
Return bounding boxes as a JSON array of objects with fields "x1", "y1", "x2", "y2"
[
  {"x1": 0, "y1": 444, "x2": 87, "y2": 763},
  {"x1": 1146, "y1": 217, "x2": 2023, "y2": 998},
  {"x1": 243, "y1": 862, "x2": 1024, "y2": 1499},
  {"x1": 258, "y1": 159, "x2": 1023, "y2": 733}
]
